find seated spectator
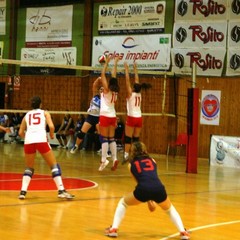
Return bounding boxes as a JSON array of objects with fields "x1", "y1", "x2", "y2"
[
  {"x1": 8, "y1": 112, "x2": 22, "y2": 142},
  {"x1": 56, "y1": 113, "x2": 74, "y2": 149},
  {"x1": 0, "y1": 113, "x2": 9, "y2": 142}
]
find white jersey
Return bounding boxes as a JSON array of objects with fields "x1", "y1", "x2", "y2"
[
  {"x1": 127, "y1": 92, "x2": 142, "y2": 117},
  {"x1": 100, "y1": 91, "x2": 117, "y2": 117},
  {"x1": 24, "y1": 109, "x2": 48, "y2": 144}
]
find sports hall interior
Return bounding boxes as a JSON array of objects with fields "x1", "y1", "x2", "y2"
[{"x1": 0, "y1": 1, "x2": 239, "y2": 240}]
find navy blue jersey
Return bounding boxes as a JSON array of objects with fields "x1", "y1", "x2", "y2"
[{"x1": 130, "y1": 156, "x2": 163, "y2": 191}]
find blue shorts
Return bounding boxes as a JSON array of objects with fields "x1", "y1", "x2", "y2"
[
  {"x1": 133, "y1": 185, "x2": 167, "y2": 203},
  {"x1": 85, "y1": 115, "x2": 99, "y2": 126}
]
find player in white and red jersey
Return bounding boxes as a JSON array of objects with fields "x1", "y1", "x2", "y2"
[
  {"x1": 123, "y1": 62, "x2": 151, "y2": 164},
  {"x1": 98, "y1": 56, "x2": 120, "y2": 171},
  {"x1": 18, "y1": 96, "x2": 74, "y2": 200}
]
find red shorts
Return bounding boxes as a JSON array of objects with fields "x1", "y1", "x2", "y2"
[
  {"x1": 125, "y1": 116, "x2": 143, "y2": 128},
  {"x1": 99, "y1": 116, "x2": 117, "y2": 127},
  {"x1": 24, "y1": 142, "x2": 51, "y2": 154}
]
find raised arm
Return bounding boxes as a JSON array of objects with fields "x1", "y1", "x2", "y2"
[
  {"x1": 124, "y1": 62, "x2": 132, "y2": 98},
  {"x1": 133, "y1": 62, "x2": 139, "y2": 84},
  {"x1": 111, "y1": 57, "x2": 120, "y2": 78},
  {"x1": 92, "y1": 77, "x2": 102, "y2": 96},
  {"x1": 101, "y1": 55, "x2": 111, "y2": 92}
]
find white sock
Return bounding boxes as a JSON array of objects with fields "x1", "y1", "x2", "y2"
[
  {"x1": 109, "y1": 141, "x2": 117, "y2": 161},
  {"x1": 53, "y1": 176, "x2": 64, "y2": 191},
  {"x1": 165, "y1": 204, "x2": 185, "y2": 232},
  {"x1": 112, "y1": 198, "x2": 128, "y2": 229},
  {"x1": 21, "y1": 175, "x2": 31, "y2": 191},
  {"x1": 101, "y1": 142, "x2": 109, "y2": 162}
]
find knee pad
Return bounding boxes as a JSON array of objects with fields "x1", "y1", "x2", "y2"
[
  {"x1": 77, "y1": 130, "x2": 86, "y2": 140},
  {"x1": 132, "y1": 137, "x2": 139, "y2": 142},
  {"x1": 109, "y1": 138, "x2": 115, "y2": 144},
  {"x1": 124, "y1": 136, "x2": 132, "y2": 144},
  {"x1": 100, "y1": 135, "x2": 108, "y2": 143},
  {"x1": 24, "y1": 167, "x2": 34, "y2": 178},
  {"x1": 51, "y1": 164, "x2": 62, "y2": 178}
]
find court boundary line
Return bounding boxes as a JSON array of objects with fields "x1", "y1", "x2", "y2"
[{"x1": 159, "y1": 220, "x2": 240, "y2": 239}]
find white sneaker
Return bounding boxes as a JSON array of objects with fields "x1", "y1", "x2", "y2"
[
  {"x1": 98, "y1": 160, "x2": 109, "y2": 171},
  {"x1": 58, "y1": 190, "x2": 75, "y2": 199},
  {"x1": 70, "y1": 146, "x2": 78, "y2": 154}
]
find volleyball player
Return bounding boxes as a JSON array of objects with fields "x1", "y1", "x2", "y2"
[
  {"x1": 98, "y1": 56, "x2": 120, "y2": 171},
  {"x1": 123, "y1": 62, "x2": 151, "y2": 164},
  {"x1": 105, "y1": 141, "x2": 190, "y2": 239},
  {"x1": 18, "y1": 96, "x2": 74, "y2": 200},
  {"x1": 70, "y1": 77, "x2": 102, "y2": 154}
]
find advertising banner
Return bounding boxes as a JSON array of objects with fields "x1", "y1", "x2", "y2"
[
  {"x1": 92, "y1": 34, "x2": 171, "y2": 70},
  {"x1": 26, "y1": 5, "x2": 73, "y2": 47},
  {"x1": 173, "y1": 22, "x2": 227, "y2": 48},
  {"x1": 171, "y1": 48, "x2": 226, "y2": 76},
  {"x1": 0, "y1": 0, "x2": 6, "y2": 35},
  {"x1": 210, "y1": 135, "x2": 240, "y2": 169},
  {"x1": 226, "y1": 48, "x2": 240, "y2": 76},
  {"x1": 200, "y1": 90, "x2": 221, "y2": 125},
  {"x1": 98, "y1": 1, "x2": 165, "y2": 35}
]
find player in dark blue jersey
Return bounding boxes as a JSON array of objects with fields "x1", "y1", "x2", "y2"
[
  {"x1": 105, "y1": 141, "x2": 190, "y2": 239},
  {"x1": 70, "y1": 77, "x2": 102, "y2": 153}
]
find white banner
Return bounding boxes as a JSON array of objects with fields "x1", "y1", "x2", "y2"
[
  {"x1": 98, "y1": 1, "x2": 166, "y2": 35},
  {"x1": 0, "y1": 0, "x2": 6, "y2": 35},
  {"x1": 171, "y1": 48, "x2": 226, "y2": 76},
  {"x1": 226, "y1": 48, "x2": 240, "y2": 76},
  {"x1": 229, "y1": 0, "x2": 240, "y2": 20},
  {"x1": 200, "y1": 90, "x2": 221, "y2": 125},
  {"x1": 174, "y1": 0, "x2": 228, "y2": 21},
  {"x1": 20, "y1": 47, "x2": 77, "y2": 66},
  {"x1": 92, "y1": 34, "x2": 171, "y2": 70},
  {"x1": 210, "y1": 135, "x2": 240, "y2": 169},
  {"x1": 26, "y1": 5, "x2": 73, "y2": 47},
  {"x1": 228, "y1": 21, "x2": 240, "y2": 48},
  {"x1": 173, "y1": 22, "x2": 227, "y2": 48}
]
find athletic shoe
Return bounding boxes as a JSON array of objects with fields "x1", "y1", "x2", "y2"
[
  {"x1": 58, "y1": 190, "x2": 75, "y2": 199},
  {"x1": 105, "y1": 226, "x2": 118, "y2": 237},
  {"x1": 180, "y1": 230, "x2": 190, "y2": 239},
  {"x1": 70, "y1": 146, "x2": 78, "y2": 154},
  {"x1": 111, "y1": 160, "x2": 119, "y2": 171},
  {"x1": 57, "y1": 145, "x2": 63, "y2": 149},
  {"x1": 18, "y1": 190, "x2": 27, "y2": 200},
  {"x1": 98, "y1": 160, "x2": 109, "y2": 171}
]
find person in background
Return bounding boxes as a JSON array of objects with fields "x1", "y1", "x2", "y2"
[
  {"x1": 18, "y1": 96, "x2": 74, "y2": 200},
  {"x1": 0, "y1": 112, "x2": 9, "y2": 142},
  {"x1": 56, "y1": 113, "x2": 74, "y2": 149},
  {"x1": 114, "y1": 116, "x2": 125, "y2": 151},
  {"x1": 105, "y1": 141, "x2": 190, "y2": 240},
  {"x1": 123, "y1": 62, "x2": 151, "y2": 164},
  {"x1": 70, "y1": 113, "x2": 85, "y2": 151},
  {"x1": 70, "y1": 77, "x2": 102, "y2": 154},
  {"x1": 98, "y1": 56, "x2": 120, "y2": 171}
]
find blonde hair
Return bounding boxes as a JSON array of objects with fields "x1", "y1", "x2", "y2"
[{"x1": 129, "y1": 141, "x2": 149, "y2": 161}]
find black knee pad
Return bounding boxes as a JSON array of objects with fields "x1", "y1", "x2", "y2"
[
  {"x1": 124, "y1": 136, "x2": 132, "y2": 144},
  {"x1": 77, "y1": 130, "x2": 86, "y2": 139},
  {"x1": 132, "y1": 137, "x2": 139, "y2": 142}
]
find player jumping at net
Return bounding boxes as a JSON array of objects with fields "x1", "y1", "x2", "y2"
[
  {"x1": 123, "y1": 62, "x2": 151, "y2": 164},
  {"x1": 105, "y1": 141, "x2": 190, "y2": 239},
  {"x1": 18, "y1": 96, "x2": 75, "y2": 200},
  {"x1": 70, "y1": 77, "x2": 102, "y2": 154},
  {"x1": 98, "y1": 56, "x2": 120, "y2": 171}
]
